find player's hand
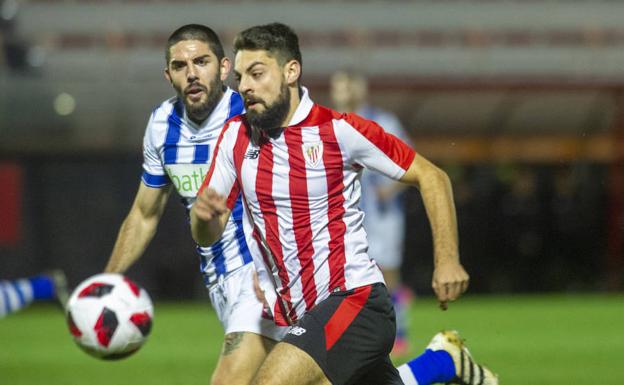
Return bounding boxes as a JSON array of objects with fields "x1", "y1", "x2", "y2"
[
  {"x1": 432, "y1": 261, "x2": 469, "y2": 311},
  {"x1": 192, "y1": 187, "x2": 227, "y2": 222},
  {"x1": 252, "y1": 271, "x2": 269, "y2": 307}
]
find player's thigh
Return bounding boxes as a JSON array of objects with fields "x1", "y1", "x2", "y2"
[
  {"x1": 212, "y1": 331, "x2": 277, "y2": 385},
  {"x1": 251, "y1": 342, "x2": 331, "y2": 385}
]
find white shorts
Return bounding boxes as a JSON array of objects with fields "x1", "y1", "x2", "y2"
[{"x1": 207, "y1": 263, "x2": 289, "y2": 341}]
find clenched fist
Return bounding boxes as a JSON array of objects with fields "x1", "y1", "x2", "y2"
[
  {"x1": 432, "y1": 261, "x2": 469, "y2": 310},
  {"x1": 193, "y1": 187, "x2": 228, "y2": 221}
]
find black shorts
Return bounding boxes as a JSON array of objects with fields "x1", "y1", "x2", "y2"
[{"x1": 282, "y1": 283, "x2": 403, "y2": 385}]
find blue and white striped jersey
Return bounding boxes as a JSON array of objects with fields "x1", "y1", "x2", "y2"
[
  {"x1": 141, "y1": 87, "x2": 253, "y2": 285},
  {"x1": 358, "y1": 105, "x2": 410, "y2": 218}
]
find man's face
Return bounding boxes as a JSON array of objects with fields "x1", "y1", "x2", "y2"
[
  {"x1": 165, "y1": 40, "x2": 228, "y2": 123},
  {"x1": 330, "y1": 72, "x2": 366, "y2": 112},
  {"x1": 234, "y1": 49, "x2": 291, "y2": 131}
]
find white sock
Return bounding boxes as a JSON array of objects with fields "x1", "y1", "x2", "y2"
[{"x1": 397, "y1": 363, "x2": 419, "y2": 385}]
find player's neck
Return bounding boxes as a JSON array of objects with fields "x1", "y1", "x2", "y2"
[
  {"x1": 188, "y1": 114, "x2": 207, "y2": 126},
  {"x1": 280, "y1": 85, "x2": 302, "y2": 128}
]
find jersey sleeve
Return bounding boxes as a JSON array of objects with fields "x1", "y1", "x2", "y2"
[
  {"x1": 198, "y1": 121, "x2": 240, "y2": 209},
  {"x1": 141, "y1": 111, "x2": 171, "y2": 188},
  {"x1": 379, "y1": 112, "x2": 411, "y2": 146},
  {"x1": 338, "y1": 113, "x2": 416, "y2": 180}
]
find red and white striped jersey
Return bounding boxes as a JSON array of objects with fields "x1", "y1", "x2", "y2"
[{"x1": 200, "y1": 88, "x2": 416, "y2": 326}]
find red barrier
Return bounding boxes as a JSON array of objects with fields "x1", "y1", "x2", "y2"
[{"x1": 0, "y1": 163, "x2": 23, "y2": 246}]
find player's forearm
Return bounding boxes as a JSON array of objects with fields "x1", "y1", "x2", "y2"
[
  {"x1": 190, "y1": 209, "x2": 226, "y2": 247},
  {"x1": 418, "y1": 167, "x2": 460, "y2": 266},
  {"x1": 104, "y1": 214, "x2": 159, "y2": 273}
]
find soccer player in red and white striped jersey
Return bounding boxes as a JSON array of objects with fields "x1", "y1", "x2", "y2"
[{"x1": 191, "y1": 23, "x2": 497, "y2": 385}]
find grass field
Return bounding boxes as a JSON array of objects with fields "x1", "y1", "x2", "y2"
[{"x1": 2, "y1": 294, "x2": 623, "y2": 385}]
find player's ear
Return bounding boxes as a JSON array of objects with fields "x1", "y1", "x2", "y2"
[
  {"x1": 284, "y1": 60, "x2": 301, "y2": 86},
  {"x1": 220, "y1": 57, "x2": 231, "y2": 81},
  {"x1": 164, "y1": 67, "x2": 172, "y2": 84}
]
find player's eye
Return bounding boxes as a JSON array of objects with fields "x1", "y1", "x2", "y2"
[
  {"x1": 195, "y1": 58, "x2": 208, "y2": 66},
  {"x1": 252, "y1": 71, "x2": 263, "y2": 79},
  {"x1": 171, "y1": 62, "x2": 185, "y2": 71}
]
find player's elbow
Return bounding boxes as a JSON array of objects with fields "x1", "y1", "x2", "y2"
[
  {"x1": 417, "y1": 164, "x2": 453, "y2": 196},
  {"x1": 431, "y1": 165, "x2": 451, "y2": 188}
]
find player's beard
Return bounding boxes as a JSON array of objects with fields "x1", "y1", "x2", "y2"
[
  {"x1": 245, "y1": 81, "x2": 290, "y2": 142},
  {"x1": 182, "y1": 75, "x2": 223, "y2": 124}
]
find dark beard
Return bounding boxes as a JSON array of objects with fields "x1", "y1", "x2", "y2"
[
  {"x1": 246, "y1": 82, "x2": 290, "y2": 143},
  {"x1": 183, "y1": 76, "x2": 223, "y2": 124}
]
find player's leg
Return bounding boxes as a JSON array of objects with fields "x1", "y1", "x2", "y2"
[
  {"x1": 0, "y1": 270, "x2": 68, "y2": 318},
  {"x1": 211, "y1": 331, "x2": 277, "y2": 385},
  {"x1": 370, "y1": 218, "x2": 411, "y2": 356},
  {"x1": 207, "y1": 264, "x2": 288, "y2": 385},
  {"x1": 383, "y1": 266, "x2": 412, "y2": 355},
  {"x1": 396, "y1": 330, "x2": 499, "y2": 385},
  {"x1": 251, "y1": 342, "x2": 331, "y2": 385}
]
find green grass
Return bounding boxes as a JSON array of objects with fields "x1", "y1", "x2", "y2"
[{"x1": 1, "y1": 294, "x2": 623, "y2": 385}]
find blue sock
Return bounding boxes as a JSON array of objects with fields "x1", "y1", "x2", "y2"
[
  {"x1": 406, "y1": 349, "x2": 456, "y2": 385},
  {"x1": 28, "y1": 276, "x2": 55, "y2": 300}
]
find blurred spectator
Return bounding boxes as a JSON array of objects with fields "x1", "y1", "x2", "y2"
[
  {"x1": 1, "y1": 0, "x2": 33, "y2": 72},
  {"x1": 330, "y1": 69, "x2": 413, "y2": 355}
]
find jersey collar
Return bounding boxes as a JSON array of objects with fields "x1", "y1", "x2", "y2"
[{"x1": 286, "y1": 86, "x2": 313, "y2": 127}]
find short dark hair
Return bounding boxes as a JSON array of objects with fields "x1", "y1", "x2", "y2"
[
  {"x1": 166, "y1": 24, "x2": 225, "y2": 64},
  {"x1": 233, "y1": 23, "x2": 302, "y2": 68}
]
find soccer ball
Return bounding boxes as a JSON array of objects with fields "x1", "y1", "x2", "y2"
[{"x1": 65, "y1": 273, "x2": 153, "y2": 360}]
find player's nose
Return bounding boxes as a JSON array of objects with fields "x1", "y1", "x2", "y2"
[
  {"x1": 186, "y1": 63, "x2": 198, "y2": 81},
  {"x1": 238, "y1": 75, "x2": 252, "y2": 95}
]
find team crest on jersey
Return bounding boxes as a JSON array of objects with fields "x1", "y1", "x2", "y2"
[{"x1": 302, "y1": 142, "x2": 323, "y2": 167}]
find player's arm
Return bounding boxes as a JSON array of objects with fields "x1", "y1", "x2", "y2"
[
  {"x1": 400, "y1": 153, "x2": 469, "y2": 309},
  {"x1": 341, "y1": 112, "x2": 468, "y2": 309},
  {"x1": 190, "y1": 187, "x2": 231, "y2": 247},
  {"x1": 104, "y1": 183, "x2": 171, "y2": 273},
  {"x1": 190, "y1": 120, "x2": 240, "y2": 247}
]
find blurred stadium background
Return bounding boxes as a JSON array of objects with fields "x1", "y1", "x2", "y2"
[{"x1": 1, "y1": 0, "x2": 623, "y2": 384}]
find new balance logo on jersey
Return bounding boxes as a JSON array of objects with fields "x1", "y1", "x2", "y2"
[
  {"x1": 288, "y1": 326, "x2": 307, "y2": 336},
  {"x1": 244, "y1": 148, "x2": 260, "y2": 159}
]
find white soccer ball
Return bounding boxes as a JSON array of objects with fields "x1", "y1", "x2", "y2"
[{"x1": 65, "y1": 273, "x2": 154, "y2": 360}]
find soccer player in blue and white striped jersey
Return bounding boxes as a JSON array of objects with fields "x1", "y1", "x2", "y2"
[
  {"x1": 330, "y1": 69, "x2": 413, "y2": 356},
  {"x1": 103, "y1": 24, "x2": 287, "y2": 385}
]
